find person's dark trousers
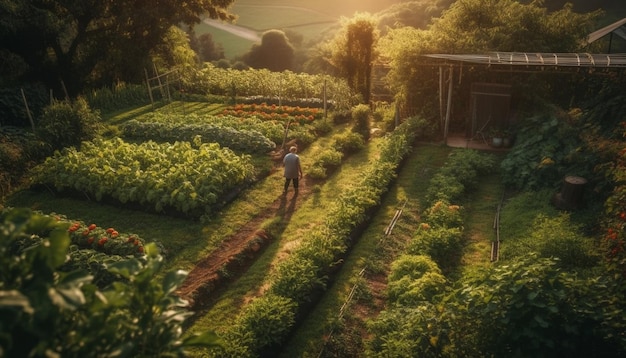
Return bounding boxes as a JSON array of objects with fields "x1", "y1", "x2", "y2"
[{"x1": 284, "y1": 178, "x2": 299, "y2": 192}]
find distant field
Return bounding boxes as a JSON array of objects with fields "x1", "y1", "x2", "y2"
[
  {"x1": 196, "y1": 0, "x2": 626, "y2": 59},
  {"x1": 195, "y1": 0, "x2": 401, "y2": 59}
]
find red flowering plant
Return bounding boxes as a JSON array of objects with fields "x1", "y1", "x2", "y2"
[
  {"x1": 221, "y1": 103, "x2": 321, "y2": 125},
  {"x1": 601, "y1": 123, "x2": 626, "y2": 276},
  {"x1": 59, "y1": 214, "x2": 145, "y2": 256}
]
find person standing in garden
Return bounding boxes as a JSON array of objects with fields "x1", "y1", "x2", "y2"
[{"x1": 283, "y1": 146, "x2": 303, "y2": 194}]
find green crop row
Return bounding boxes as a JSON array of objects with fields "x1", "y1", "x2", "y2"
[
  {"x1": 182, "y1": 64, "x2": 356, "y2": 110},
  {"x1": 121, "y1": 120, "x2": 276, "y2": 154},
  {"x1": 31, "y1": 138, "x2": 256, "y2": 216},
  {"x1": 212, "y1": 116, "x2": 426, "y2": 356}
]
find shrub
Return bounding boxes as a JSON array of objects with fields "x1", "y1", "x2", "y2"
[
  {"x1": 331, "y1": 109, "x2": 352, "y2": 124},
  {"x1": 268, "y1": 257, "x2": 326, "y2": 303},
  {"x1": 351, "y1": 103, "x2": 371, "y2": 140},
  {"x1": 422, "y1": 200, "x2": 463, "y2": 228},
  {"x1": 0, "y1": 208, "x2": 220, "y2": 357},
  {"x1": 333, "y1": 131, "x2": 365, "y2": 154},
  {"x1": 307, "y1": 165, "x2": 327, "y2": 179},
  {"x1": 36, "y1": 97, "x2": 102, "y2": 150},
  {"x1": 387, "y1": 255, "x2": 447, "y2": 305},
  {"x1": 366, "y1": 305, "x2": 444, "y2": 358},
  {"x1": 505, "y1": 213, "x2": 600, "y2": 269},
  {"x1": 221, "y1": 294, "x2": 297, "y2": 356},
  {"x1": 408, "y1": 226, "x2": 463, "y2": 269}
]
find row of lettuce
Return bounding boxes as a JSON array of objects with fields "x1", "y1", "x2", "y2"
[
  {"x1": 30, "y1": 102, "x2": 335, "y2": 218},
  {"x1": 205, "y1": 116, "x2": 427, "y2": 356},
  {"x1": 120, "y1": 103, "x2": 330, "y2": 155}
]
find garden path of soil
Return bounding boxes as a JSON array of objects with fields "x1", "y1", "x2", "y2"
[{"x1": 177, "y1": 174, "x2": 315, "y2": 312}]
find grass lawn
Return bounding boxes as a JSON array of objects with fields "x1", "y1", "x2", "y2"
[{"x1": 196, "y1": 0, "x2": 402, "y2": 59}]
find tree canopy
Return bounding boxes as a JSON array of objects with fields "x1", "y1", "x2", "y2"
[
  {"x1": 0, "y1": 0, "x2": 235, "y2": 96},
  {"x1": 242, "y1": 30, "x2": 295, "y2": 72}
]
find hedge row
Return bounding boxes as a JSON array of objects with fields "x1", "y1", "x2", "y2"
[
  {"x1": 366, "y1": 149, "x2": 497, "y2": 356},
  {"x1": 209, "y1": 116, "x2": 426, "y2": 357}
]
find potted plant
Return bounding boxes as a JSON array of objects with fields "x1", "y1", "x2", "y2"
[
  {"x1": 502, "y1": 129, "x2": 513, "y2": 148},
  {"x1": 489, "y1": 128, "x2": 504, "y2": 148}
]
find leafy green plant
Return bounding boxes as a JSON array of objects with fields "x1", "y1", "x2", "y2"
[
  {"x1": 500, "y1": 110, "x2": 589, "y2": 190},
  {"x1": 86, "y1": 82, "x2": 150, "y2": 113},
  {"x1": 387, "y1": 255, "x2": 448, "y2": 305},
  {"x1": 36, "y1": 97, "x2": 102, "y2": 150},
  {"x1": 421, "y1": 200, "x2": 463, "y2": 229},
  {"x1": 425, "y1": 149, "x2": 495, "y2": 205},
  {"x1": 333, "y1": 131, "x2": 365, "y2": 154},
  {"x1": 351, "y1": 103, "x2": 371, "y2": 140},
  {"x1": 442, "y1": 255, "x2": 625, "y2": 357},
  {"x1": 407, "y1": 226, "x2": 463, "y2": 269},
  {"x1": 31, "y1": 138, "x2": 256, "y2": 216},
  {"x1": 0, "y1": 207, "x2": 221, "y2": 357},
  {"x1": 121, "y1": 120, "x2": 276, "y2": 154},
  {"x1": 366, "y1": 304, "x2": 444, "y2": 358},
  {"x1": 532, "y1": 214, "x2": 600, "y2": 269}
]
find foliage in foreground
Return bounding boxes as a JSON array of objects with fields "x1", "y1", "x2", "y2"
[
  {"x1": 0, "y1": 207, "x2": 221, "y2": 357},
  {"x1": 366, "y1": 148, "x2": 626, "y2": 357}
]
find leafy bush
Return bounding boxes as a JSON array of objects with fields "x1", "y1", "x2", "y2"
[
  {"x1": 220, "y1": 294, "x2": 297, "y2": 357},
  {"x1": 425, "y1": 149, "x2": 495, "y2": 206},
  {"x1": 36, "y1": 97, "x2": 102, "y2": 150},
  {"x1": 504, "y1": 213, "x2": 599, "y2": 269},
  {"x1": 268, "y1": 257, "x2": 326, "y2": 303},
  {"x1": 425, "y1": 173, "x2": 465, "y2": 205},
  {"x1": 351, "y1": 103, "x2": 371, "y2": 140},
  {"x1": 387, "y1": 255, "x2": 447, "y2": 305},
  {"x1": 333, "y1": 131, "x2": 365, "y2": 154},
  {"x1": 331, "y1": 109, "x2": 352, "y2": 124},
  {"x1": 442, "y1": 255, "x2": 626, "y2": 357},
  {"x1": 500, "y1": 110, "x2": 588, "y2": 190},
  {"x1": 0, "y1": 208, "x2": 220, "y2": 357},
  {"x1": 313, "y1": 118, "x2": 333, "y2": 135},
  {"x1": 407, "y1": 226, "x2": 463, "y2": 269},
  {"x1": 366, "y1": 305, "x2": 444, "y2": 358},
  {"x1": 421, "y1": 200, "x2": 463, "y2": 228}
]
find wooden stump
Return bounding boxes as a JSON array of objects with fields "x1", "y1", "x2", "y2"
[{"x1": 552, "y1": 176, "x2": 587, "y2": 210}]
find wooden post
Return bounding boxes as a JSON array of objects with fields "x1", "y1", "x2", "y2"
[
  {"x1": 20, "y1": 88, "x2": 35, "y2": 132},
  {"x1": 145, "y1": 68, "x2": 154, "y2": 108},
  {"x1": 323, "y1": 78, "x2": 327, "y2": 119},
  {"x1": 444, "y1": 66, "x2": 453, "y2": 144},
  {"x1": 439, "y1": 66, "x2": 444, "y2": 128}
]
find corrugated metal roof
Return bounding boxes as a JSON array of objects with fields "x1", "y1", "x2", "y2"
[
  {"x1": 587, "y1": 17, "x2": 626, "y2": 44},
  {"x1": 424, "y1": 52, "x2": 626, "y2": 67}
]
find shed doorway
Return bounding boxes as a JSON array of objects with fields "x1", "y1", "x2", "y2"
[{"x1": 469, "y1": 83, "x2": 512, "y2": 140}]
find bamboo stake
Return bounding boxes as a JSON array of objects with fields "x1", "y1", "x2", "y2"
[{"x1": 20, "y1": 88, "x2": 35, "y2": 132}]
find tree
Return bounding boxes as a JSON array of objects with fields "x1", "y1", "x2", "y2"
[
  {"x1": 243, "y1": 30, "x2": 295, "y2": 72},
  {"x1": 0, "y1": 0, "x2": 235, "y2": 96},
  {"x1": 330, "y1": 13, "x2": 379, "y2": 103},
  {"x1": 378, "y1": 0, "x2": 600, "y2": 122}
]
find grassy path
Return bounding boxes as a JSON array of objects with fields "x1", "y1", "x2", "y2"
[
  {"x1": 186, "y1": 134, "x2": 386, "y2": 339},
  {"x1": 277, "y1": 145, "x2": 504, "y2": 357}
]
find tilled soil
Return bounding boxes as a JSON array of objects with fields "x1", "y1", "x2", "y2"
[{"x1": 176, "y1": 177, "x2": 314, "y2": 311}]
